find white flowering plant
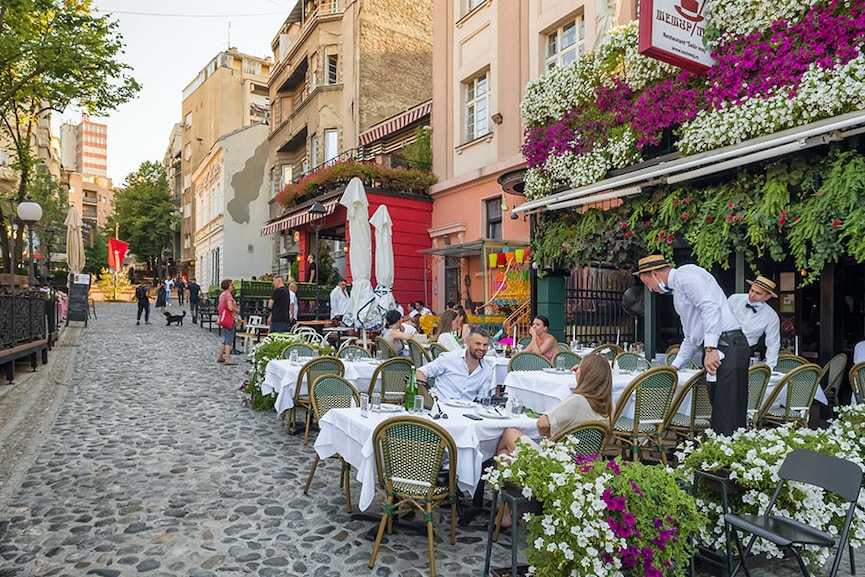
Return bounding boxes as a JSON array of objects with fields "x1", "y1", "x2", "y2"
[
  {"x1": 485, "y1": 437, "x2": 705, "y2": 577},
  {"x1": 676, "y1": 405, "x2": 865, "y2": 570}
]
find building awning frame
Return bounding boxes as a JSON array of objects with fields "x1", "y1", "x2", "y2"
[{"x1": 260, "y1": 197, "x2": 339, "y2": 236}]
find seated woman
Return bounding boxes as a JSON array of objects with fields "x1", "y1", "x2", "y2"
[
  {"x1": 495, "y1": 353, "x2": 613, "y2": 527},
  {"x1": 382, "y1": 309, "x2": 412, "y2": 358},
  {"x1": 432, "y1": 310, "x2": 462, "y2": 352},
  {"x1": 454, "y1": 305, "x2": 473, "y2": 341},
  {"x1": 524, "y1": 315, "x2": 557, "y2": 361}
]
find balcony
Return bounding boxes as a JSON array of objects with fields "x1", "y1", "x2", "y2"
[{"x1": 82, "y1": 195, "x2": 97, "y2": 204}]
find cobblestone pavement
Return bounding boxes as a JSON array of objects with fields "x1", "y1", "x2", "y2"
[{"x1": 0, "y1": 302, "x2": 861, "y2": 576}]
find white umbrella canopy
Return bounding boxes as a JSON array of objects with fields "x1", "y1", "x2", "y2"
[
  {"x1": 64, "y1": 204, "x2": 85, "y2": 274},
  {"x1": 370, "y1": 204, "x2": 396, "y2": 315},
  {"x1": 339, "y1": 177, "x2": 379, "y2": 328}
]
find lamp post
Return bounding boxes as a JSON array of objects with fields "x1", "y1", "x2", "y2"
[
  {"x1": 17, "y1": 196, "x2": 42, "y2": 289},
  {"x1": 309, "y1": 201, "x2": 326, "y2": 321}
]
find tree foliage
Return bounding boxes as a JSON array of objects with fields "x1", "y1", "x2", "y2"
[{"x1": 111, "y1": 161, "x2": 178, "y2": 278}]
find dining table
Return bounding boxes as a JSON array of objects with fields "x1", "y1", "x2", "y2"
[
  {"x1": 261, "y1": 357, "x2": 384, "y2": 415},
  {"x1": 314, "y1": 403, "x2": 542, "y2": 511}
]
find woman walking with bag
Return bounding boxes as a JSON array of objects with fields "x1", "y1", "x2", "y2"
[{"x1": 217, "y1": 279, "x2": 240, "y2": 365}]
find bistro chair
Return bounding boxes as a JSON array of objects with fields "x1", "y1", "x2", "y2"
[
  {"x1": 281, "y1": 342, "x2": 317, "y2": 359},
  {"x1": 428, "y1": 342, "x2": 448, "y2": 359},
  {"x1": 591, "y1": 343, "x2": 623, "y2": 362},
  {"x1": 368, "y1": 416, "x2": 459, "y2": 577},
  {"x1": 407, "y1": 338, "x2": 430, "y2": 367},
  {"x1": 665, "y1": 351, "x2": 700, "y2": 370},
  {"x1": 374, "y1": 336, "x2": 398, "y2": 359},
  {"x1": 614, "y1": 351, "x2": 650, "y2": 371},
  {"x1": 303, "y1": 375, "x2": 360, "y2": 512},
  {"x1": 849, "y1": 361, "x2": 865, "y2": 404},
  {"x1": 507, "y1": 351, "x2": 552, "y2": 372},
  {"x1": 552, "y1": 350, "x2": 581, "y2": 370},
  {"x1": 819, "y1": 352, "x2": 847, "y2": 407},
  {"x1": 483, "y1": 420, "x2": 610, "y2": 577},
  {"x1": 755, "y1": 363, "x2": 821, "y2": 428},
  {"x1": 746, "y1": 363, "x2": 772, "y2": 427},
  {"x1": 725, "y1": 449, "x2": 862, "y2": 577},
  {"x1": 557, "y1": 342, "x2": 570, "y2": 351},
  {"x1": 610, "y1": 366, "x2": 678, "y2": 465},
  {"x1": 775, "y1": 354, "x2": 808, "y2": 373},
  {"x1": 337, "y1": 344, "x2": 371, "y2": 359},
  {"x1": 665, "y1": 370, "x2": 712, "y2": 445},
  {"x1": 367, "y1": 357, "x2": 414, "y2": 404},
  {"x1": 518, "y1": 336, "x2": 533, "y2": 349},
  {"x1": 287, "y1": 356, "x2": 344, "y2": 443}
]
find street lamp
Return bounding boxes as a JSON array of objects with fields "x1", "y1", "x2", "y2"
[
  {"x1": 309, "y1": 201, "x2": 326, "y2": 320},
  {"x1": 17, "y1": 196, "x2": 42, "y2": 289}
]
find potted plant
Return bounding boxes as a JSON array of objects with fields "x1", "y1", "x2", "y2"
[
  {"x1": 676, "y1": 405, "x2": 865, "y2": 571},
  {"x1": 486, "y1": 437, "x2": 705, "y2": 577}
]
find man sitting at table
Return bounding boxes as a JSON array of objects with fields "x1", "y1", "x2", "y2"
[{"x1": 416, "y1": 326, "x2": 494, "y2": 401}]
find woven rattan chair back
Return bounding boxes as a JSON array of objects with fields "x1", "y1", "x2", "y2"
[
  {"x1": 849, "y1": 361, "x2": 865, "y2": 404},
  {"x1": 289, "y1": 356, "x2": 344, "y2": 443},
  {"x1": 557, "y1": 342, "x2": 570, "y2": 351},
  {"x1": 591, "y1": 343, "x2": 623, "y2": 362},
  {"x1": 550, "y1": 420, "x2": 609, "y2": 455},
  {"x1": 610, "y1": 366, "x2": 677, "y2": 464},
  {"x1": 745, "y1": 363, "x2": 771, "y2": 426},
  {"x1": 758, "y1": 363, "x2": 821, "y2": 427},
  {"x1": 407, "y1": 339, "x2": 430, "y2": 367},
  {"x1": 552, "y1": 351, "x2": 581, "y2": 369},
  {"x1": 508, "y1": 351, "x2": 553, "y2": 372},
  {"x1": 666, "y1": 370, "x2": 711, "y2": 442},
  {"x1": 282, "y1": 342, "x2": 317, "y2": 359},
  {"x1": 368, "y1": 357, "x2": 414, "y2": 403},
  {"x1": 337, "y1": 344, "x2": 371, "y2": 359},
  {"x1": 369, "y1": 416, "x2": 458, "y2": 577},
  {"x1": 819, "y1": 353, "x2": 847, "y2": 406},
  {"x1": 309, "y1": 374, "x2": 359, "y2": 420},
  {"x1": 614, "y1": 351, "x2": 650, "y2": 371},
  {"x1": 428, "y1": 343, "x2": 448, "y2": 359},
  {"x1": 518, "y1": 336, "x2": 532, "y2": 349},
  {"x1": 775, "y1": 354, "x2": 808, "y2": 373},
  {"x1": 375, "y1": 337, "x2": 398, "y2": 359}
]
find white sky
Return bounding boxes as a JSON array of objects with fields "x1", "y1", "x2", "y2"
[{"x1": 61, "y1": 1, "x2": 298, "y2": 185}]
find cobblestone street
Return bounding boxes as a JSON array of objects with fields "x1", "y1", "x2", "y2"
[{"x1": 0, "y1": 302, "x2": 861, "y2": 576}]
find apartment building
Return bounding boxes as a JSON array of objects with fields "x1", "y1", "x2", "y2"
[
  {"x1": 60, "y1": 113, "x2": 108, "y2": 176},
  {"x1": 429, "y1": 0, "x2": 636, "y2": 313},
  {"x1": 179, "y1": 48, "x2": 271, "y2": 279},
  {"x1": 65, "y1": 172, "x2": 114, "y2": 238}
]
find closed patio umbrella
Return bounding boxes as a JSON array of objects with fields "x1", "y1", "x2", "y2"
[
  {"x1": 340, "y1": 178, "x2": 378, "y2": 329},
  {"x1": 369, "y1": 204, "x2": 396, "y2": 315},
  {"x1": 64, "y1": 204, "x2": 85, "y2": 274}
]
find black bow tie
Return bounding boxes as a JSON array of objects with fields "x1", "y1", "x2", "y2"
[{"x1": 745, "y1": 303, "x2": 758, "y2": 313}]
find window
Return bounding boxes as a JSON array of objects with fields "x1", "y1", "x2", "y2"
[
  {"x1": 464, "y1": 72, "x2": 489, "y2": 142},
  {"x1": 184, "y1": 113, "x2": 192, "y2": 128},
  {"x1": 486, "y1": 197, "x2": 503, "y2": 239},
  {"x1": 324, "y1": 129, "x2": 338, "y2": 165},
  {"x1": 309, "y1": 133, "x2": 318, "y2": 169},
  {"x1": 545, "y1": 15, "x2": 585, "y2": 73},
  {"x1": 465, "y1": 0, "x2": 484, "y2": 14},
  {"x1": 184, "y1": 144, "x2": 192, "y2": 161},
  {"x1": 242, "y1": 59, "x2": 262, "y2": 75},
  {"x1": 326, "y1": 54, "x2": 338, "y2": 84}
]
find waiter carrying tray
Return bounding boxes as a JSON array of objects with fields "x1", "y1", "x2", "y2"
[
  {"x1": 727, "y1": 275, "x2": 781, "y2": 370},
  {"x1": 636, "y1": 255, "x2": 750, "y2": 435}
]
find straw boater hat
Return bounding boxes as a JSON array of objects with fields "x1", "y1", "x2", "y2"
[
  {"x1": 634, "y1": 254, "x2": 673, "y2": 275},
  {"x1": 746, "y1": 275, "x2": 777, "y2": 298}
]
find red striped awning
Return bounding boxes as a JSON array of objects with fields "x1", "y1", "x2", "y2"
[
  {"x1": 260, "y1": 198, "x2": 339, "y2": 236},
  {"x1": 358, "y1": 100, "x2": 432, "y2": 146}
]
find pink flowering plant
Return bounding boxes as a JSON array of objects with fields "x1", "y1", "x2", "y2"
[{"x1": 485, "y1": 437, "x2": 704, "y2": 577}]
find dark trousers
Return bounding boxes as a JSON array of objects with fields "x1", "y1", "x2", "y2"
[
  {"x1": 137, "y1": 300, "x2": 150, "y2": 322},
  {"x1": 177, "y1": 292, "x2": 185, "y2": 305},
  {"x1": 190, "y1": 300, "x2": 199, "y2": 323},
  {"x1": 706, "y1": 329, "x2": 750, "y2": 435}
]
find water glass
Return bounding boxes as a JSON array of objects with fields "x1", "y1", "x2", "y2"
[
  {"x1": 376, "y1": 349, "x2": 383, "y2": 361},
  {"x1": 290, "y1": 349, "x2": 298, "y2": 365},
  {"x1": 360, "y1": 393, "x2": 369, "y2": 417},
  {"x1": 481, "y1": 396, "x2": 491, "y2": 411},
  {"x1": 371, "y1": 392, "x2": 382, "y2": 412},
  {"x1": 412, "y1": 395, "x2": 424, "y2": 414},
  {"x1": 749, "y1": 356, "x2": 760, "y2": 366},
  {"x1": 509, "y1": 395, "x2": 522, "y2": 417}
]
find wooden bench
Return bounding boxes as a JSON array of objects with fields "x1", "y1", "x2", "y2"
[{"x1": 0, "y1": 339, "x2": 49, "y2": 383}]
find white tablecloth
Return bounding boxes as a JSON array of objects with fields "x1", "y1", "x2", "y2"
[
  {"x1": 314, "y1": 406, "x2": 541, "y2": 511},
  {"x1": 262, "y1": 358, "x2": 382, "y2": 414}
]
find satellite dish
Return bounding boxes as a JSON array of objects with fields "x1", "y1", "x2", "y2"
[{"x1": 622, "y1": 285, "x2": 645, "y2": 317}]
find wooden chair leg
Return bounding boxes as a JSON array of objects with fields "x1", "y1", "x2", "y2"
[
  {"x1": 426, "y1": 504, "x2": 437, "y2": 577},
  {"x1": 450, "y1": 501, "x2": 456, "y2": 545},
  {"x1": 369, "y1": 500, "x2": 391, "y2": 569},
  {"x1": 492, "y1": 500, "x2": 505, "y2": 541},
  {"x1": 303, "y1": 408, "x2": 312, "y2": 445},
  {"x1": 303, "y1": 455, "x2": 320, "y2": 494}
]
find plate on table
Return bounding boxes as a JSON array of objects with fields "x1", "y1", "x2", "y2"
[
  {"x1": 379, "y1": 403, "x2": 403, "y2": 412},
  {"x1": 441, "y1": 399, "x2": 476, "y2": 409},
  {"x1": 543, "y1": 367, "x2": 570, "y2": 374},
  {"x1": 479, "y1": 408, "x2": 510, "y2": 419},
  {"x1": 362, "y1": 358, "x2": 381, "y2": 365}
]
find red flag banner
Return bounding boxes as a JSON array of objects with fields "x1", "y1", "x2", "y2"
[{"x1": 108, "y1": 238, "x2": 129, "y2": 270}]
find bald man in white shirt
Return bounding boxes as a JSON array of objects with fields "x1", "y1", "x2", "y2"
[{"x1": 727, "y1": 276, "x2": 781, "y2": 370}]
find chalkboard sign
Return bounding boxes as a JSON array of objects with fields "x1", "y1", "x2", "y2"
[{"x1": 67, "y1": 273, "x2": 90, "y2": 326}]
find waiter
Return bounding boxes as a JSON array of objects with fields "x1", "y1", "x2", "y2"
[
  {"x1": 727, "y1": 276, "x2": 780, "y2": 370},
  {"x1": 636, "y1": 255, "x2": 749, "y2": 435},
  {"x1": 329, "y1": 278, "x2": 349, "y2": 322}
]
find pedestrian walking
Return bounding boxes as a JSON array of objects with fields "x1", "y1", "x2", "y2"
[
  {"x1": 135, "y1": 281, "x2": 151, "y2": 325},
  {"x1": 187, "y1": 277, "x2": 201, "y2": 324},
  {"x1": 164, "y1": 276, "x2": 174, "y2": 307},
  {"x1": 217, "y1": 279, "x2": 240, "y2": 365},
  {"x1": 155, "y1": 285, "x2": 166, "y2": 310},
  {"x1": 176, "y1": 276, "x2": 186, "y2": 306}
]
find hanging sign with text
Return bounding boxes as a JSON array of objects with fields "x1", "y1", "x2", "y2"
[{"x1": 638, "y1": 0, "x2": 714, "y2": 73}]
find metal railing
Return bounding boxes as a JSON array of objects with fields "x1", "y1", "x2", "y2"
[{"x1": 0, "y1": 292, "x2": 47, "y2": 348}]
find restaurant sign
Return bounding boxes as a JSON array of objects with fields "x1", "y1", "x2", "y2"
[{"x1": 638, "y1": 0, "x2": 714, "y2": 73}]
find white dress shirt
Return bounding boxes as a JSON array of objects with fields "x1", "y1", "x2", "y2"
[
  {"x1": 329, "y1": 285, "x2": 349, "y2": 318},
  {"x1": 418, "y1": 349, "x2": 494, "y2": 401},
  {"x1": 727, "y1": 293, "x2": 781, "y2": 369},
  {"x1": 289, "y1": 290, "x2": 298, "y2": 321},
  {"x1": 854, "y1": 340, "x2": 865, "y2": 364},
  {"x1": 436, "y1": 332, "x2": 461, "y2": 352},
  {"x1": 668, "y1": 265, "x2": 742, "y2": 369}
]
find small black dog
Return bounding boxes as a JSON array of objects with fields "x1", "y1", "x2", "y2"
[{"x1": 164, "y1": 310, "x2": 186, "y2": 326}]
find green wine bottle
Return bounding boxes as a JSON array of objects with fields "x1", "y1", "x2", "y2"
[{"x1": 404, "y1": 366, "x2": 417, "y2": 411}]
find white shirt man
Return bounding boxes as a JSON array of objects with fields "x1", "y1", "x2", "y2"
[
  {"x1": 329, "y1": 279, "x2": 349, "y2": 319},
  {"x1": 417, "y1": 328, "x2": 494, "y2": 401},
  {"x1": 288, "y1": 282, "x2": 298, "y2": 322},
  {"x1": 727, "y1": 276, "x2": 781, "y2": 370}
]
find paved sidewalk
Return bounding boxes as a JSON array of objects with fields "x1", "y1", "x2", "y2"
[{"x1": 0, "y1": 302, "x2": 860, "y2": 576}]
